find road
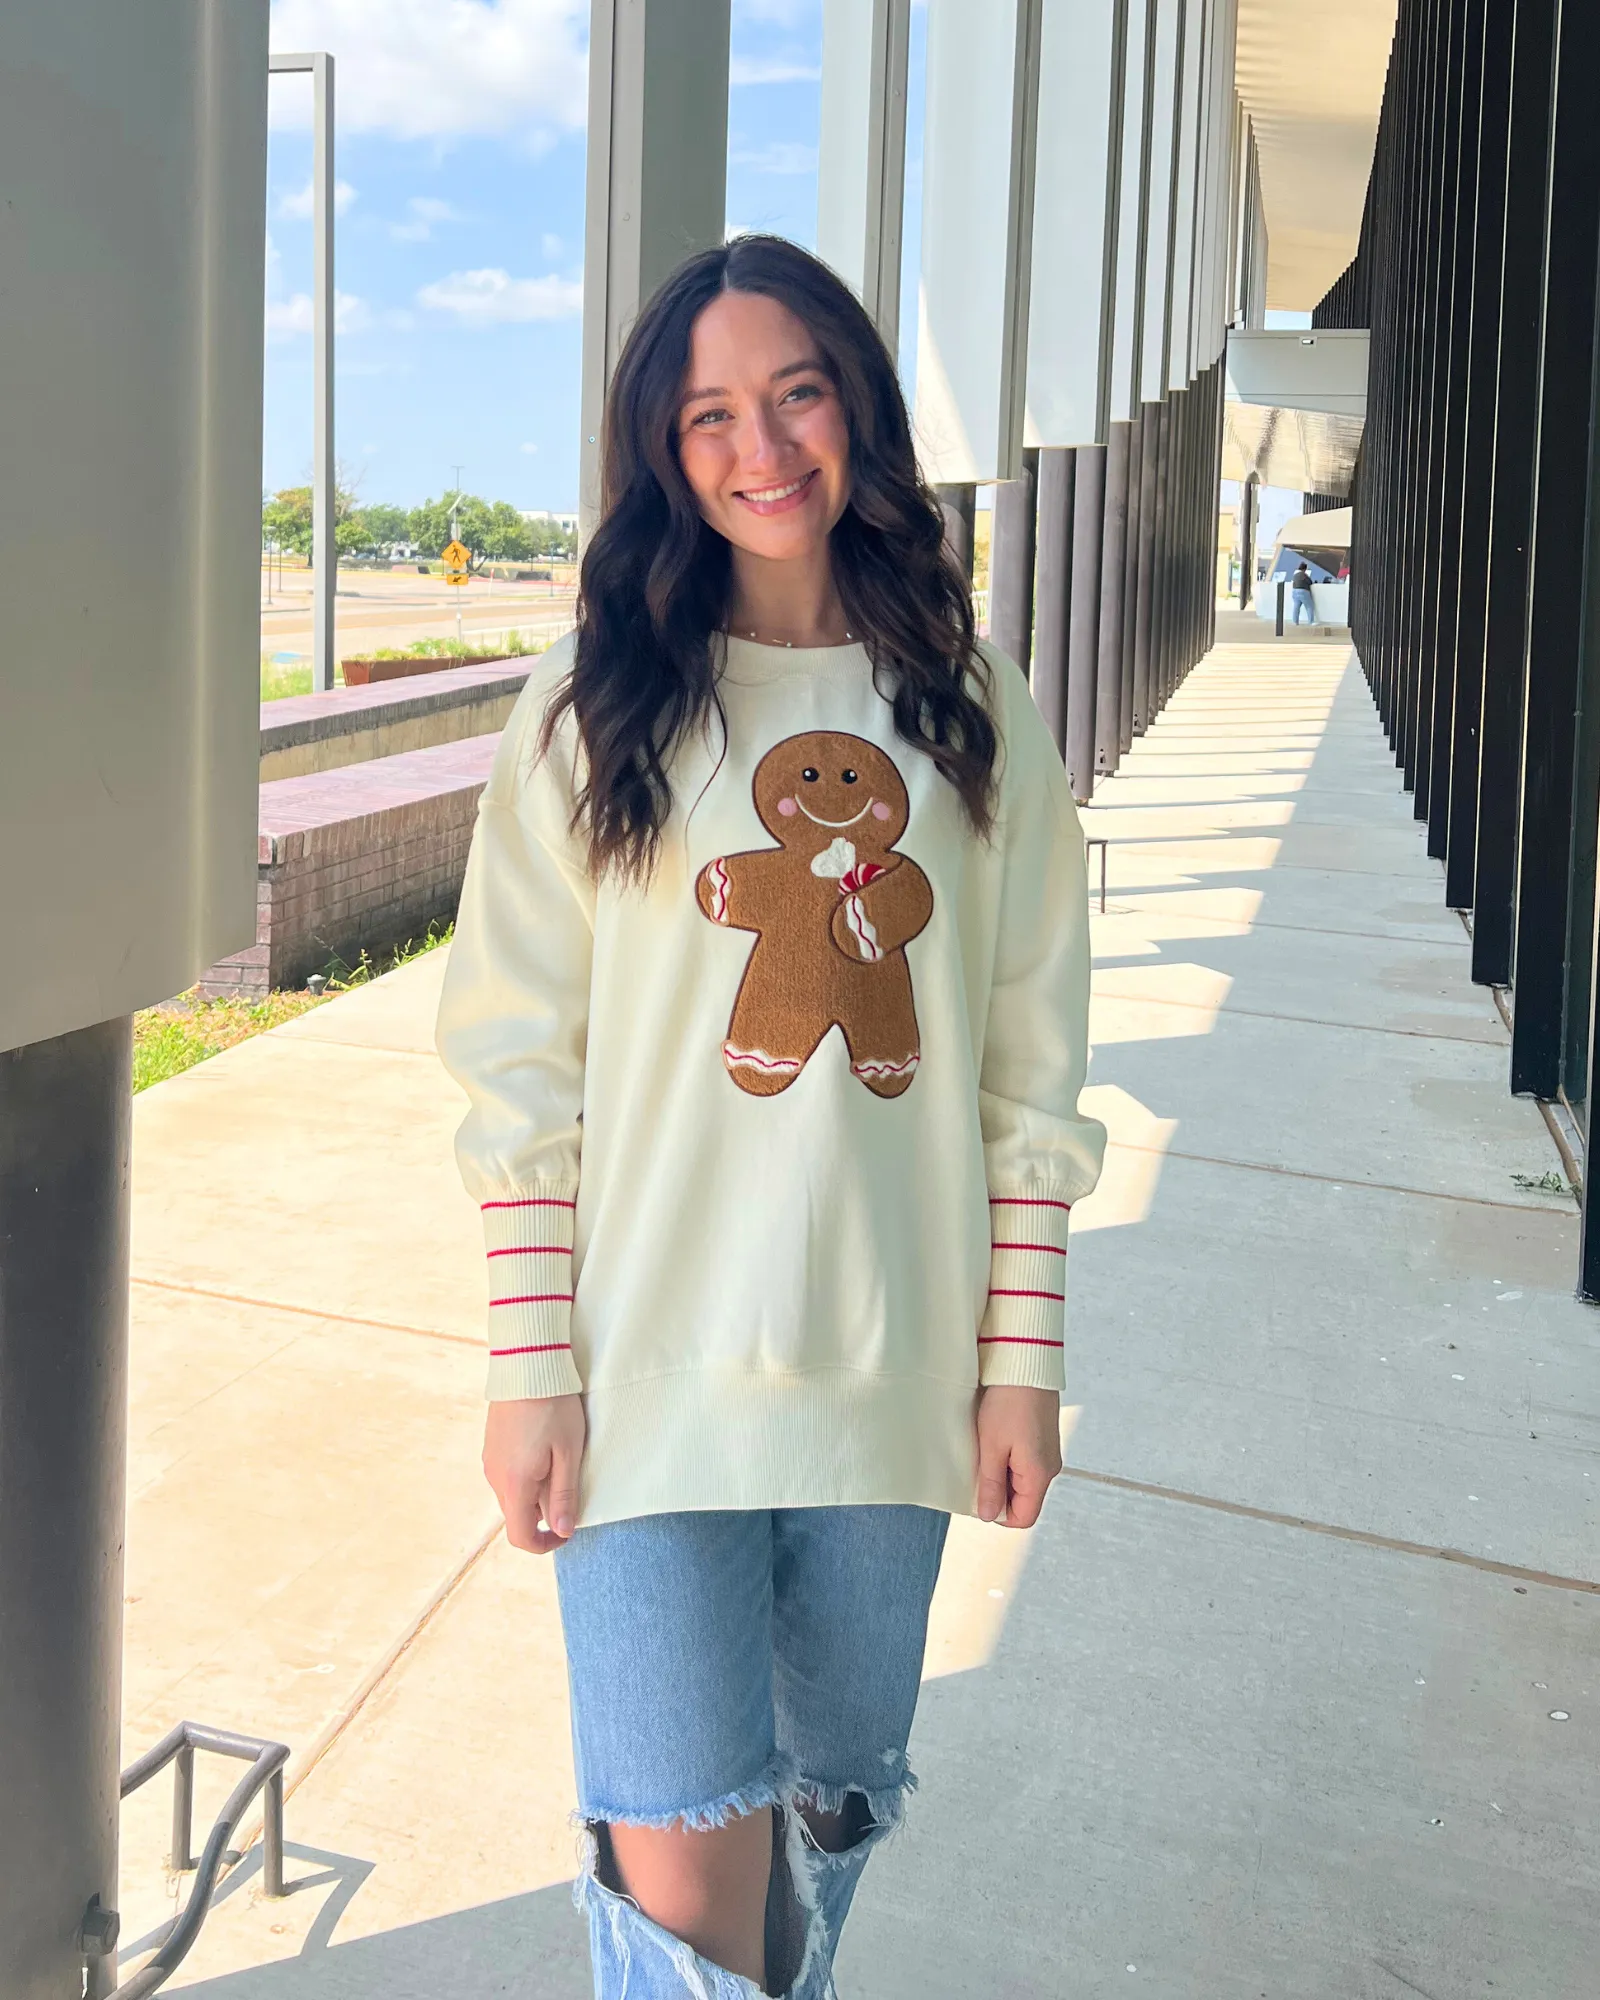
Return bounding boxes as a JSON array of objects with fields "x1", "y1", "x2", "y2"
[{"x1": 261, "y1": 566, "x2": 578, "y2": 667}]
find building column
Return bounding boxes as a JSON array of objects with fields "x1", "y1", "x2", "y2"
[
  {"x1": 1096, "y1": 421, "x2": 1134, "y2": 781},
  {"x1": 988, "y1": 449, "x2": 1039, "y2": 672},
  {"x1": 937, "y1": 483, "x2": 978, "y2": 581},
  {"x1": 1119, "y1": 410, "x2": 1146, "y2": 755},
  {"x1": 1128, "y1": 398, "x2": 1160, "y2": 736},
  {"x1": 579, "y1": 0, "x2": 732, "y2": 531},
  {"x1": 1031, "y1": 450, "x2": 1075, "y2": 754},
  {"x1": 1065, "y1": 443, "x2": 1106, "y2": 800},
  {"x1": 0, "y1": 1019, "x2": 132, "y2": 1995}
]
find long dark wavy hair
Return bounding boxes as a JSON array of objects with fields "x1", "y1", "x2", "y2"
[{"x1": 542, "y1": 234, "x2": 997, "y2": 881}]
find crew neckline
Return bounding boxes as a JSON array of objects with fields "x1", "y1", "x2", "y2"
[{"x1": 717, "y1": 633, "x2": 875, "y2": 687}]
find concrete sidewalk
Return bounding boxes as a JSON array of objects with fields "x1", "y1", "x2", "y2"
[{"x1": 120, "y1": 634, "x2": 1597, "y2": 1996}]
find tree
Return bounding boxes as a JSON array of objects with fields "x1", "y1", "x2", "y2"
[
  {"x1": 356, "y1": 502, "x2": 410, "y2": 550},
  {"x1": 261, "y1": 473, "x2": 362, "y2": 564}
]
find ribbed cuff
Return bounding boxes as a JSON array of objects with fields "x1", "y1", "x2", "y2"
[
  {"x1": 481, "y1": 1182, "x2": 584, "y2": 1401},
  {"x1": 978, "y1": 1188, "x2": 1070, "y2": 1391}
]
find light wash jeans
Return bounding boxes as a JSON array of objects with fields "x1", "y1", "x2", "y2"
[
  {"x1": 1291, "y1": 586, "x2": 1317, "y2": 625},
  {"x1": 555, "y1": 1505, "x2": 950, "y2": 1998}
]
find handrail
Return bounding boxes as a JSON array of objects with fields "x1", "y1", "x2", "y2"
[{"x1": 112, "y1": 1721, "x2": 289, "y2": 1998}]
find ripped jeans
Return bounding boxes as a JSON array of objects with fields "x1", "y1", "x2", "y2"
[{"x1": 554, "y1": 1505, "x2": 950, "y2": 1998}]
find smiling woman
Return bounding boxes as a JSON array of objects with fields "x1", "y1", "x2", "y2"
[
  {"x1": 546, "y1": 233, "x2": 996, "y2": 882},
  {"x1": 435, "y1": 231, "x2": 1106, "y2": 1999}
]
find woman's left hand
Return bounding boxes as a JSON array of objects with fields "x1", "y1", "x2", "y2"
[{"x1": 975, "y1": 1385, "x2": 1063, "y2": 1528}]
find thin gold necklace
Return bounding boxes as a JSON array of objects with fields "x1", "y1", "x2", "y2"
[{"x1": 734, "y1": 625, "x2": 855, "y2": 647}]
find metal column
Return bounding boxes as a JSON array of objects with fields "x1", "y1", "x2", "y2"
[
  {"x1": 1032, "y1": 450, "x2": 1075, "y2": 752},
  {"x1": 0, "y1": 1020, "x2": 132, "y2": 1996},
  {"x1": 937, "y1": 484, "x2": 978, "y2": 581},
  {"x1": 989, "y1": 449, "x2": 1039, "y2": 673},
  {"x1": 269, "y1": 52, "x2": 336, "y2": 693},
  {"x1": 1065, "y1": 442, "x2": 1106, "y2": 800},
  {"x1": 1508, "y1": 0, "x2": 1600, "y2": 1096},
  {"x1": 1096, "y1": 422, "x2": 1134, "y2": 779}
]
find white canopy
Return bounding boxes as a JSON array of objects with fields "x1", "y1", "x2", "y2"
[{"x1": 1275, "y1": 506, "x2": 1353, "y2": 553}]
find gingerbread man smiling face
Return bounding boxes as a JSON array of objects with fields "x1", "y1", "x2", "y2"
[{"x1": 696, "y1": 731, "x2": 934, "y2": 1097}]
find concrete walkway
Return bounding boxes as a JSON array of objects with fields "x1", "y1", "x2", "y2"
[{"x1": 121, "y1": 631, "x2": 1598, "y2": 1996}]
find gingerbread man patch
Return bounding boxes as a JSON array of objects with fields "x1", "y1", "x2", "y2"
[{"x1": 695, "y1": 731, "x2": 934, "y2": 1097}]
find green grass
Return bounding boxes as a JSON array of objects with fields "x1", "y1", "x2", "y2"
[
  {"x1": 369, "y1": 630, "x2": 544, "y2": 662},
  {"x1": 1511, "y1": 1169, "x2": 1578, "y2": 1197},
  {"x1": 261, "y1": 655, "x2": 314, "y2": 701},
  {"x1": 132, "y1": 923, "x2": 455, "y2": 1093},
  {"x1": 319, "y1": 920, "x2": 454, "y2": 991},
  {"x1": 133, "y1": 988, "x2": 326, "y2": 1092}
]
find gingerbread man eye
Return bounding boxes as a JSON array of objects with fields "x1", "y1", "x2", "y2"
[
  {"x1": 801, "y1": 767, "x2": 819, "y2": 782},
  {"x1": 841, "y1": 769, "x2": 858, "y2": 784}
]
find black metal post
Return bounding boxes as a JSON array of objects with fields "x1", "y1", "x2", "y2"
[
  {"x1": 936, "y1": 482, "x2": 977, "y2": 581},
  {"x1": 1444, "y1": 0, "x2": 1514, "y2": 908},
  {"x1": 1133, "y1": 399, "x2": 1163, "y2": 733},
  {"x1": 1065, "y1": 442, "x2": 1106, "y2": 801},
  {"x1": 1031, "y1": 448, "x2": 1075, "y2": 755},
  {"x1": 1508, "y1": 0, "x2": 1600, "y2": 1097},
  {"x1": 1473, "y1": 0, "x2": 1558, "y2": 988},
  {"x1": 1097, "y1": 422, "x2": 1133, "y2": 780},
  {"x1": 988, "y1": 448, "x2": 1038, "y2": 673},
  {"x1": 1239, "y1": 474, "x2": 1256, "y2": 608},
  {"x1": 0, "y1": 1017, "x2": 132, "y2": 1999},
  {"x1": 1120, "y1": 410, "x2": 1146, "y2": 754}
]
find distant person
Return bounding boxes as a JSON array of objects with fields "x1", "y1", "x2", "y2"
[
  {"x1": 436, "y1": 235, "x2": 1106, "y2": 1997},
  {"x1": 1290, "y1": 560, "x2": 1317, "y2": 626}
]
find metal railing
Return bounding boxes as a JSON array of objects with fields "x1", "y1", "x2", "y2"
[
  {"x1": 1084, "y1": 835, "x2": 1109, "y2": 913},
  {"x1": 95, "y1": 1722, "x2": 290, "y2": 1998}
]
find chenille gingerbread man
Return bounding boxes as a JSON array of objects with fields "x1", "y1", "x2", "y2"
[{"x1": 695, "y1": 730, "x2": 934, "y2": 1097}]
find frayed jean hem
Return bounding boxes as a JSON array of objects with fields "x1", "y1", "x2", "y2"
[{"x1": 572, "y1": 1761, "x2": 918, "y2": 1999}]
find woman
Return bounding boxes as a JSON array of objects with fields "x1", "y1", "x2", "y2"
[{"x1": 436, "y1": 234, "x2": 1105, "y2": 1998}]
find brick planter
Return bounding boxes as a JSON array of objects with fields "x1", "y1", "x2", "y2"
[
  {"x1": 340, "y1": 652, "x2": 519, "y2": 687},
  {"x1": 199, "y1": 734, "x2": 500, "y2": 996}
]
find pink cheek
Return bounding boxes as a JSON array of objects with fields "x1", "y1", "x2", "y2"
[
  {"x1": 777, "y1": 797, "x2": 798, "y2": 817},
  {"x1": 871, "y1": 801, "x2": 892, "y2": 822}
]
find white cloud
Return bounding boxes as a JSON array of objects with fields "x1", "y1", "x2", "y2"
[
  {"x1": 417, "y1": 267, "x2": 582, "y2": 324},
  {"x1": 729, "y1": 54, "x2": 820, "y2": 85},
  {"x1": 280, "y1": 176, "x2": 357, "y2": 219},
  {"x1": 268, "y1": 0, "x2": 587, "y2": 141},
  {"x1": 266, "y1": 289, "x2": 370, "y2": 339},
  {"x1": 541, "y1": 232, "x2": 565, "y2": 261},
  {"x1": 390, "y1": 196, "x2": 463, "y2": 243},
  {"x1": 520, "y1": 441, "x2": 540, "y2": 454},
  {"x1": 731, "y1": 142, "x2": 818, "y2": 175}
]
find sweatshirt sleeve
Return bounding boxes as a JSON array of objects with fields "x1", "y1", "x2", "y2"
[
  {"x1": 435, "y1": 647, "x2": 594, "y2": 1402},
  {"x1": 976, "y1": 656, "x2": 1108, "y2": 1392}
]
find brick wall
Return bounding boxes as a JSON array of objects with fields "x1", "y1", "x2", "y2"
[{"x1": 199, "y1": 735, "x2": 498, "y2": 997}]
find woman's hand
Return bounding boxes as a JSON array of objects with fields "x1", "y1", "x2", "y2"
[
  {"x1": 975, "y1": 1385, "x2": 1063, "y2": 1529},
  {"x1": 484, "y1": 1395, "x2": 587, "y2": 1554}
]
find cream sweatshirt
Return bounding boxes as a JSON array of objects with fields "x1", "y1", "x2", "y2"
[{"x1": 435, "y1": 632, "x2": 1105, "y2": 1526}]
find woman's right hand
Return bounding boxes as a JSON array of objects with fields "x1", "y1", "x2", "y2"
[{"x1": 484, "y1": 1394, "x2": 587, "y2": 1554}]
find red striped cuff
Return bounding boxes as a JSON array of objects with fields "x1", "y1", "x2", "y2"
[
  {"x1": 481, "y1": 1185, "x2": 583, "y2": 1401},
  {"x1": 979, "y1": 1191, "x2": 1071, "y2": 1390}
]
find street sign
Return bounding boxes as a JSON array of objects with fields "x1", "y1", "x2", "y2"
[
  {"x1": 440, "y1": 539, "x2": 471, "y2": 570},
  {"x1": 444, "y1": 570, "x2": 471, "y2": 587}
]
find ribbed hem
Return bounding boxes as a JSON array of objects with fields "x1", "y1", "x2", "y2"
[
  {"x1": 978, "y1": 1186, "x2": 1070, "y2": 1391},
  {"x1": 578, "y1": 1368, "x2": 980, "y2": 1526},
  {"x1": 481, "y1": 1181, "x2": 583, "y2": 1401}
]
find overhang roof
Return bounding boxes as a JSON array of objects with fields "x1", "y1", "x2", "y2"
[{"x1": 1236, "y1": 0, "x2": 1399, "y2": 310}]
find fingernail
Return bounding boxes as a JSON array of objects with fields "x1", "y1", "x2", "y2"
[{"x1": 555, "y1": 1515, "x2": 574, "y2": 1537}]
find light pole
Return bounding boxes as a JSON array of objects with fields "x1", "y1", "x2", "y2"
[{"x1": 269, "y1": 51, "x2": 336, "y2": 692}]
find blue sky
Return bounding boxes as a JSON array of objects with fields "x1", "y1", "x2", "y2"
[{"x1": 264, "y1": 1, "x2": 928, "y2": 516}]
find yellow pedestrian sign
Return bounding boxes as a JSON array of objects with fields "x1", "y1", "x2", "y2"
[{"x1": 441, "y1": 538, "x2": 472, "y2": 585}]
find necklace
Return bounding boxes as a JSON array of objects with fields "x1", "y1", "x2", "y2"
[{"x1": 736, "y1": 626, "x2": 855, "y2": 648}]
